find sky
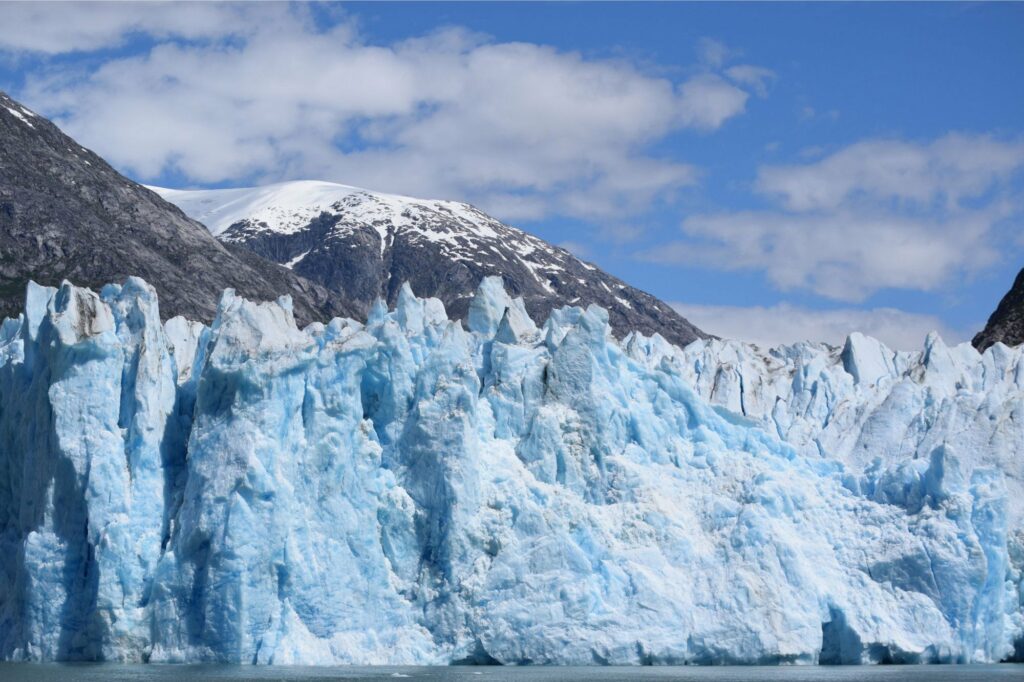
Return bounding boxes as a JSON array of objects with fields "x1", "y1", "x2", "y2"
[{"x1": 1, "y1": 2, "x2": 1022, "y2": 350}]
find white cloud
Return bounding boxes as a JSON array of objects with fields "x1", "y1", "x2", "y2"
[
  {"x1": 725, "y1": 65, "x2": 775, "y2": 97},
  {"x1": 0, "y1": 2, "x2": 276, "y2": 53},
  {"x1": 644, "y1": 133, "x2": 1024, "y2": 302},
  {"x1": 663, "y1": 207, "x2": 1003, "y2": 302},
  {"x1": 7, "y1": 6, "x2": 763, "y2": 222},
  {"x1": 676, "y1": 74, "x2": 749, "y2": 131},
  {"x1": 670, "y1": 301, "x2": 963, "y2": 351},
  {"x1": 799, "y1": 106, "x2": 839, "y2": 122},
  {"x1": 696, "y1": 38, "x2": 735, "y2": 69},
  {"x1": 757, "y1": 134, "x2": 1024, "y2": 212}
]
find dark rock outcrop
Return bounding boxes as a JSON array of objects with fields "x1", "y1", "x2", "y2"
[
  {"x1": 0, "y1": 91, "x2": 350, "y2": 325},
  {"x1": 973, "y1": 267, "x2": 1024, "y2": 351}
]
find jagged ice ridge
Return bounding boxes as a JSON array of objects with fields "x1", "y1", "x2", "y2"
[{"x1": 0, "y1": 276, "x2": 1021, "y2": 664}]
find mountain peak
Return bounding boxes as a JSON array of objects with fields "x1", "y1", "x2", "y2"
[{"x1": 153, "y1": 181, "x2": 707, "y2": 347}]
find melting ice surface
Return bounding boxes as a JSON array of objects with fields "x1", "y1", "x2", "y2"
[{"x1": 0, "y1": 277, "x2": 1021, "y2": 665}]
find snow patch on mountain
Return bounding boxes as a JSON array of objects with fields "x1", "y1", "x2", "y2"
[
  {"x1": 151, "y1": 181, "x2": 705, "y2": 348},
  {"x1": 152, "y1": 181, "x2": 569, "y2": 288},
  {"x1": 3, "y1": 106, "x2": 33, "y2": 127},
  {"x1": 154, "y1": 181, "x2": 363, "y2": 237},
  {"x1": 152, "y1": 181, "x2": 517, "y2": 250}
]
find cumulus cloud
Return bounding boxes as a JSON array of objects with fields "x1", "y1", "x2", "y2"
[
  {"x1": 644, "y1": 133, "x2": 1024, "y2": 301},
  {"x1": 4, "y1": 6, "x2": 763, "y2": 222},
  {"x1": 676, "y1": 74, "x2": 749, "y2": 131},
  {"x1": 661, "y1": 207, "x2": 1004, "y2": 301},
  {"x1": 756, "y1": 134, "x2": 1024, "y2": 212},
  {"x1": 0, "y1": 2, "x2": 266, "y2": 53},
  {"x1": 670, "y1": 301, "x2": 964, "y2": 351}
]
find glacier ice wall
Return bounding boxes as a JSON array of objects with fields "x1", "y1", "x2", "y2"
[
  {"x1": 667, "y1": 332, "x2": 1024, "y2": 529},
  {"x1": 0, "y1": 276, "x2": 1021, "y2": 664}
]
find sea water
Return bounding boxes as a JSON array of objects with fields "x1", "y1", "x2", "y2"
[{"x1": 0, "y1": 666, "x2": 1020, "y2": 682}]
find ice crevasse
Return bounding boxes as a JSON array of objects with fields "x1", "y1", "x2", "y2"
[{"x1": 0, "y1": 276, "x2": 1020, "y2": 665}]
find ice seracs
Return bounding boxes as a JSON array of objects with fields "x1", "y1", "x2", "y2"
[
  {"x1": 666, "y1": 331, "x2": 1024, "y2": 521},
  {"x1": 0, "y1": 277, "x2": 1020, "y2": 664}
]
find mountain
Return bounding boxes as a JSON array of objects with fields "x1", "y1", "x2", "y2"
[
  {"x1": 973, "y1": 267, "x2": 1024, "y2": 350},
  {"x1": 0, "y1": 91, "x2": 349, "y2": 325},
  {"x1": 152, "y1": 181, "x2": 706, "y2": 348},
  {"x1": 0, "y1": 276, "x2": 1020, "y2": 663}
]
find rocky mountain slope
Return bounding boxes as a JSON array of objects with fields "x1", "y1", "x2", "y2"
[
  {"x1": 0, "y1": 276, "x2": 1019, "y2": 663},
  {"x1": 0, "y1": 91, "x2": 349, "y2": 325},
  {"x1": 153, "y1": 181, "x2": 706, "y2": 348},
  {"x1": 974, "y1": 267, "x2": 1024, "y2": 350}
]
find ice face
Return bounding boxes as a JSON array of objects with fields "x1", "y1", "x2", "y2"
[
  {"x1": 667, "y1": 333, "x2": 1024, "y2": 523},
  {"x1": 0, "y1": 278, "x2": 1020, "y2": 664}
]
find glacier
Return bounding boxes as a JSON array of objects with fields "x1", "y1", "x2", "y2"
[{"x1": 0, "y1": 276, "x2": 1021, "y2": 665}]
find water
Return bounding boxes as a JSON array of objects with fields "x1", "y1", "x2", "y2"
[{"x1": 0, "y1": 666, "x2": 1020, "y2": 682}]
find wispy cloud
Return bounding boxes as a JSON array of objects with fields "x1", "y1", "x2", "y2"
[
  {"x1": 644, "y1": 133, "x2": 1024, "y2": 301},
  {"x1": 4, "y1": 6, "x2": 768, "y2": 223},
  {"x1": 799, "y1": 106, "x2": 840, "y2": 122},
  {"x1": 670, "y1": 301, "x2": 964, "y2": 351},
  {"x1": 696, "y1": 37, "x2": 734, "y2": 69},
  {"x1": 724, "y1": 65, "x2": 775, "y2": 98},
  {"x1": 557, "y1": 241, "x2": 591, "y2": 259}
]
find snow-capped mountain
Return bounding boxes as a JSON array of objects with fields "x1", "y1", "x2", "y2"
[
  {"x1": 975, "y1": 267, "x2": 1024, "y2": 350},
  {"x1": 152, "y1": 181, "x2": 706, "y2": 348},
  {"x1": 0, "y1": 277, "x2": 1020, "y2": 664},
  {"x1": 0, "y1": 91, "x2": 347, "y2": 325}
]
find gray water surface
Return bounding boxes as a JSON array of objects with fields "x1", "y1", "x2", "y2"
[{"x1": 0, "y1": 666, "x2": 1020, "y2": 682}]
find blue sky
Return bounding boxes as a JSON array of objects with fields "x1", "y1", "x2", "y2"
[{"x1": 1, "y1": 2, "x2": 1022, "y2": 348}]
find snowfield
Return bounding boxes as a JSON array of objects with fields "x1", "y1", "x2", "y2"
[
  {"x1": 0, "y1": 277, "x2": 1020, "y2": 664},
  {"x1": 150, "y1": 180, "x2": 523, "y2": 260}
]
